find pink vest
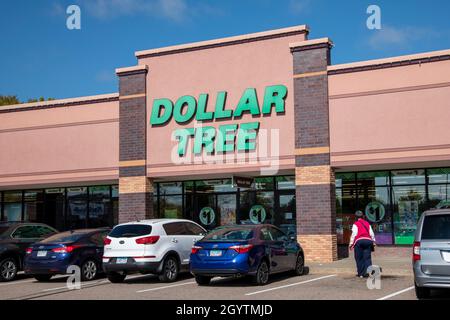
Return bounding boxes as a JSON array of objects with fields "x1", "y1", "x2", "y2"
[{"x1": 353, "y1": 219, "x2": 373, "y2": 246}]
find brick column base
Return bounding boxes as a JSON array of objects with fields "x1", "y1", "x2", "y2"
[
  {"x1": 119, "y1": 176, "x2": 154, "y2": 223},
  {"x1": 297, "y1": 234, "x2": 337, "y2": 263}
]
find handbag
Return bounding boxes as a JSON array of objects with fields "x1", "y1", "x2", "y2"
[{"x1": 358, "y1": 221, "x2": 375, "y2": 252}]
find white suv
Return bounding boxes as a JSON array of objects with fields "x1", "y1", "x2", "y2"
[{"x1": 103, "y1": 219, "x2": 206, "y2": 283}]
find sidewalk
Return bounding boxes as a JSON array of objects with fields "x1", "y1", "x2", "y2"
[{"x1": 308, "y1": 247, "x2": 413, "y2": 276}]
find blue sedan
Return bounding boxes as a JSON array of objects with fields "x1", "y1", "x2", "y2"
[
  {"x1": 24, "y1": 228, "x2": 110, "y2": 282},
  {"x1": 190, "y1": 224, "x2": 305, "y2": 285}
]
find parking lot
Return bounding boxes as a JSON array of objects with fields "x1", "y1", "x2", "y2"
[{"x1": 3, "y1": 269, "x2": 448, "y2": 301}]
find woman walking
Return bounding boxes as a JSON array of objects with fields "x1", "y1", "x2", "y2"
[{"x1": 349, "y1": 210, "x2": 376, "y2": 278}]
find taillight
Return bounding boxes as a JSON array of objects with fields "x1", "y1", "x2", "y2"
[
  {"x1": 26, "y1": 247, "x2": 33, "y2": 255},
  {"x1": 191, "y1": 246, "x2": 202, "y2": 254},
  {"x1": 229, "y1": 244, "x2": 253, "y2": 254},
  {"x1": 103, "y1": 237, "x2": 112, "y2": 245},
  {"x1": 413, "y1": 241, "x2": 421, "y2": 262},
  {"x1": 135, "y1": 235, "x2": 160, "y2": 245},
  {"x1": 52, "y1": 245, "x2": 81, "y2": 253}
]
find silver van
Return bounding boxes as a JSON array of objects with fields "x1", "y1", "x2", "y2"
[{"x1": 413, "y1": 209, "x2": 450, "y2": 299}]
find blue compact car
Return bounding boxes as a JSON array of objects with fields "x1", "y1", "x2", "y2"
[
  {"x1": 190, "y1": 224, "x2": 304, "y2": 285},
  {"x1": 24, "y1": 228, "x2": 110, "y2": 282}
]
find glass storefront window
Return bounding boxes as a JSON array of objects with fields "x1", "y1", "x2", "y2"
[
  {"x1": 24, "y1": 190, "x2": 44, "y2": 222},
  {"x1": 357, "y1": 186, "x2": 393, "y2": 245},
  {"x1": 160, "y1": 195, "x2": 183, "y2": 219},
  {"x1": 195, "y1": 179, "x2": 236, "y2": 193},
  {"x1": 392, "y1": 185, "x2": 426, "y2": 245},
  {"x1": 392, "y1": 169, "x2": 425, "y2": 185},
  {"x1": 253, "y1": 177, "x2": 274, "y2": 190},
  {"x1": 111, "y1": 185, "x2": 119, "y2": 198},
  {"x1": 335, "y1": 173, "x2": 357, "y2": 245},
  {"x1": 357, "y1": 171, "x2": 390, "y2": 186},
  {"x1": 67, "y1": 187, "x2": 88, "y2": 229},
  {"x1": 89, "y1": 186, "x2": 112, "y2": 228},
  {"x1": 277, "y1": 193, "x2": 296, "y2": 237},
  {"x1": 3, "y1": 191, "x2": 22, "y2": 222},
  {"x1": 45, "y1": 188, "x2": 65, "y2": 231},
  {"x1": 428, "y1": 184, "x2": 450, "y2": 209},
  {"x1": 239, "y1": 191, "x2": 274, "y2": 225},
  {"x1": 276, "y1": 176, "x2": 295, "y2": 190},
  {"x1": 159, "y1": 182, "x2": 183, "y2": 195},
  {"x1": 217, "y1": 194, "x2": 236, "y2": 226},
  {"x1": 428, "y1": 168, "x2": 450, "y2": 184}
]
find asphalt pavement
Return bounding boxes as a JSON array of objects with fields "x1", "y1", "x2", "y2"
[{"x1": 2, "y1": 270, "x2": 445, "y2": 300}]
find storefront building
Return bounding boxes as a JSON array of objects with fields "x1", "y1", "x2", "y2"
[{"x1": 1, "y1": 25, "x2": 450, "y2": 262}]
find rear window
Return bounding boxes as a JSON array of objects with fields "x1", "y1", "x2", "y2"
[
  {"x1": 203, "y1": 228, "x2": 254, "y2": 241},
  {"x1": 422, "y1": 214, "x2": 450, "y2": 240},
  {"x1": 109, "y1": 224, "x2": 152, "y2": 238},
  {"x1": 41, "y1": 231, "x2": 85, "y2": 243}
]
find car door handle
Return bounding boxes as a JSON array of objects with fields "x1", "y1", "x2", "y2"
[{"x1": 172, "y1": 238, "x2": 178, "y2": 243}]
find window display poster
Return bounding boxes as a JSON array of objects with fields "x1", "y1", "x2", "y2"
[{"x1": 395, "y1": 200, "x2": 419, "y2": 244}]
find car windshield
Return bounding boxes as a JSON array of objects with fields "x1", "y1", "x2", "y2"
[
  {"x1": 109, "y1": 224, "x2": 152, "y2": 238},
  {"x1": 422, "y1": 214, "x2": 450, "y2": 240},
  {"x1": 40, "y1": 231, "x2": 85, "y2": 243},
  {"x1": 203, "y1": 228, "x2": 254, "y2": 241}
]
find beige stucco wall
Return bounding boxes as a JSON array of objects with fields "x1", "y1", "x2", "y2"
[
  {"x1": 140, "y1": 33, "x2": 306, "y2": 178},
  {"x1": 329, "y1": 59, "x2": 450, "y2": 170},
  {"x1": 0, "y1": 100, "x2": 119, "y2": 189}
]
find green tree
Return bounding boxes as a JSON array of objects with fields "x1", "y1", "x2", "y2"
[{"x1": 0, "y1": 95, "x2": 20, "y2": 106}]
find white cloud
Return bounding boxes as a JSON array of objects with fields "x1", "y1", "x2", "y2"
[
  {"x1": 289, "y1": 0, "x2": 311, "y2": 14},
  {"x1": 95, "y1": 70, "x2": 116, "y2": 83},
  {"x1": 368, "y1": 25, "x2": 440, "y2": 50}
]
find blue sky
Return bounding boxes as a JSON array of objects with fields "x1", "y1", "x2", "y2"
[{"x1": 1, "y1": 0, "x2": 450, "y2": 102}]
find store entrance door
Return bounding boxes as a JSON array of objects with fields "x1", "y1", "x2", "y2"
[{"x1": 193, "y1": 193, "x2": 237, "y2": 230}]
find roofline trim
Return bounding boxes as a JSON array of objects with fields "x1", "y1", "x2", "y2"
[
  {"x1": 135, "y1": 25, "x2": 309, "y2": 58},
  {"x1": 0, "y1": 93, "x2": 119, "y2": 113},
  {"x1": 328, "y1": 49, "x2": 450, "y2": 74}
]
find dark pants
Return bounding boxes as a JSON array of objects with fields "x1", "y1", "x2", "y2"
[{"x1": 354, "y1": 239, "x2": 373, "y2": 276}]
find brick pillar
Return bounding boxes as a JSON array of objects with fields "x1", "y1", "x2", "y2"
[
  {"x1": 290, "y1": 38, "x2": 337, "y2": 262},
  {"x1": 116, "y1": 65, "x2": 154, "y2": 223}
]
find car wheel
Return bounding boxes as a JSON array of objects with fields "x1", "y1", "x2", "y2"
[
  {"x1": 34, "y1": 275, "x2": 53, "y2": 282},
  {"x1": 415, "y1": 283, "x2": 430, "y2": 299},
  {"x1": 81, "y1": 259, "x2": 98, "y2": 281},
  {"x1": 0, "y1": 257, "x2": 18, "y2": 282},
  {"x1": 195, "y1": 275, "x2": 212, "y2": 286},
  {"x1": 293, "y1": 254, "x2": 305, "y2": 276},
  {"x1": 158, "y1": 256, "x2": 179, "y2": 283},
  {"x1": 107, "y1": 272, "x2": 126, "y2": 283},
  {"x1": 252, "y1": 260, "x2": 269, "y2": 286}
]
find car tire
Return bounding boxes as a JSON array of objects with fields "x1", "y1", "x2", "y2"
[
  {"x1": 0, "y1": 257, "x2": 18, "y2": 282},
  {"x1": 415, "y1": 283, "x2": 430, "y2": 299},
  {"x1": 195, "y1": 275, "x2": 212, "y2": 286},
  {"x1": 34, "y1": 275, "x2": 53, "y2": 282},
  {"x1": 252, "y1": 260, "x2": 269, "y2": 286},
  {"x1": 293, "y1": 254, "x2": 305, "y2": 276},
  {"x1": 81, "y1": 259, "x2": 98, "y2": 281},
  {"x1": 158, "y1": 256, "x2": 179, "y2": 283},
  {"x1": 107, "y1": 272, "x2": 126, "y2": 283}
]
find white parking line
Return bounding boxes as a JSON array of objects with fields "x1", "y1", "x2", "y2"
[
  {"x1": 377, "y1": 286, "x2": 415, "y2": 300},
  {"x1": 136, "y1": 281, "x2": 196, "y2": 293},
  {"x1": 0, "y1": 275, "x2": 68, "y2": 287},
  {"x1": 42, "y1": 280, "x2": 109, "y2": 292},
  {"x1": 245, "y1": 275, "x2": 337, "y2": 296}
]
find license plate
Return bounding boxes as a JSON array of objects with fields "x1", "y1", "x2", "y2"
[
  {"x1": 116, "y1": 258, "x2": 128, "y2": 264},
  {"x1": 210, "y1": 250, "x2": 222, "y2": 257},
  {"x1": 37, "y1": 251, "x2": 47, "y2": 257},
  {"x1": 442, "y1": 251, "x2": 450, "y2": 262}
]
